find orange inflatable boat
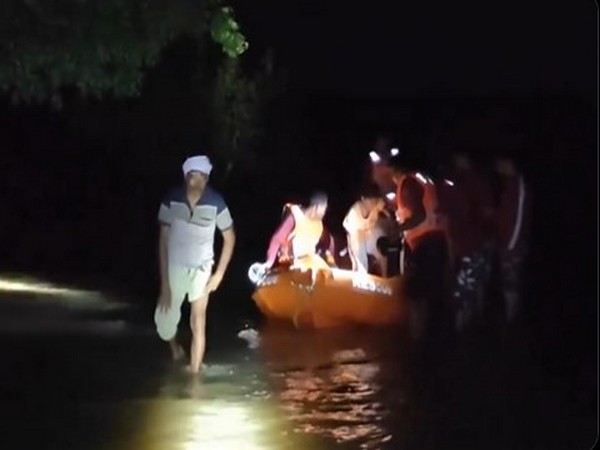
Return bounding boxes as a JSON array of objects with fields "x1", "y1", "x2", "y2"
[{"x1": 250, "y1": 264, "x2": 407, "y2": 329}]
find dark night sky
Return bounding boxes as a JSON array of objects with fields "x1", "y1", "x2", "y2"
[{"x1": 232, "y1": 0, "x2": 597, "y2": 101}]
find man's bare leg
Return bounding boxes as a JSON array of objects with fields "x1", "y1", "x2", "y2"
[
  {"x1": 168, "y1": 338, "x2": 185, "y2": 362},
  {"x1": 188, "y1": 295, "x2": 210, "y2": 374}
]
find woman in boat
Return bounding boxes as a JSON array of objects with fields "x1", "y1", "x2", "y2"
[
  {"x1": 343, "y1": 184, "x2": 391, "y2": 277},
  {"x1": 261, "y1": 191, "x2": 336, "y2": 272}
]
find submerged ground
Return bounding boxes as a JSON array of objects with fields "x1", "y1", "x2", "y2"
[{"x1": 0, "y1": 273, "x2": 596, "y2": 450}]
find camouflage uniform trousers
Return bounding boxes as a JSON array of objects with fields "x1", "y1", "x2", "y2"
[
  {"x1": 453, "y1": 247, "x2": 493, "y2": 331},
  {"x1": 499, "y1": 251, "x2": 524, "y2": 322}
]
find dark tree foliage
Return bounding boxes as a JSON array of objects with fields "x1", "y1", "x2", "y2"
[{"x1": 0, "y1": 0, "x2": 248, "y2": 107}]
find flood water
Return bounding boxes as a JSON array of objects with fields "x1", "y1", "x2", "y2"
[{"x1": 0, "y1": 279, "x2": 596, "y2": 450}]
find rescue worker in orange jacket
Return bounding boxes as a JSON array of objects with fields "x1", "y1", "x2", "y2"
[
  {"x1": 262, "y1": 191, "x2": 336, "y2": 272},
  {"x1": 390, "y1": 156, "x2": 449, "y2": 339}
]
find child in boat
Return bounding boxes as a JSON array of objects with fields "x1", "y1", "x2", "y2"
[{"x1": 343, "y1": 184, "x2": 391, "y2": 277}]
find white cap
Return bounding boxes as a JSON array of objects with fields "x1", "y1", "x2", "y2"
[{"x1": 182, "y1": 155, "x2": 212, "y2": 176}]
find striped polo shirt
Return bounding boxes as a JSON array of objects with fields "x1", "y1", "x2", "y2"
[{"x1": 158, "y1": 185, "x2": 233, "y2": 268}]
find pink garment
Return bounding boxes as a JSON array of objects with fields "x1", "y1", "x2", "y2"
[
  {"x1": 265, "y1": 212, "x2": 335, "y2": 266},
  {"x1": 265, "y1": 214, "x2": 295, "y2": 265}
]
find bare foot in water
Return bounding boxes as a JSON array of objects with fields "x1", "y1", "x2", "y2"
[
  {"x1": 183, "y1": 364, "x2": 201, "y2": 375},
  {"x1": 186, "y1": 376, "x2": 205, "y2": 399},
  {"x1": 183, "y1": 362, "x2": 209, "y2": 376}
]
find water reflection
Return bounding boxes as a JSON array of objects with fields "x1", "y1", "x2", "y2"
[
  {"x1": 126, "y1": 398, "x2": 277, "y2": 450},
  {"x1": 277, "y1": 363, "x2": 392, "y2": 448},
  {"x1": 112, "y1": 324, "x2": 409, "y2": 450},
  {"x1": 2, "y1": 286, "x2": 594, "y2": 450},
  {"x1": 259, "y1": 324, "x2": 407, "y2": 449},
  {"x1": 80, "y1": 319, "x2": 591, "y2": 450},
  {"x1": 114, "y1": 360, "x2": 305, "y2": 450}
]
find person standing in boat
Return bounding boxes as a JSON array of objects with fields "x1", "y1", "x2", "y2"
[
  {"x1": 390, "y1": 155, "x2": 449, "y2": 339},
  {"x1": 154, "y1": 155, "x2": 236, "y2": 374},
  {"x1": 491, "y1": 151, "x2": 532, "y2": 324},
  {"x1": 262, "y1": 191, "x2": 336, "y2": 271},
  {"x1": 365, "y1": 136, "x2": 403, "y2": 245},
  {"x1": 343, "y1": 184, "x2": 391, "y2": 276}
]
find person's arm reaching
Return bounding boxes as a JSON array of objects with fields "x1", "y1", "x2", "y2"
[
  {"x1": 205, "y1": 227, "x2": 236, "y2": 293},
  {"x1": 157, "y1": 196, "x2": 172, "y2": 311},
  {"x1": 205, "y1": 198, "x2": 236, "y2": 294},
  {"x1": 265, "y1": 214, "x2": 295, "y2": 267},
  {"x1": 158, "y1": 225, "x2": 170, "y2": 294},
  {"x1": 325, "y1": 233, "x2": 336, "y2": 266},
  {"x1": 319, "y1": 228, "x2": 336, "y2": 267}
]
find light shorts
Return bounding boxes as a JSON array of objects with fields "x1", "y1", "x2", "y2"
[{"x1": 154, "y1": 264, "x2": 212, "y2": 341}]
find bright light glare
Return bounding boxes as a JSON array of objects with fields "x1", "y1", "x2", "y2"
[
  {"x1": 0, "y1": 277, "x2": 80, "y2": 296},
  {"x1": 183, "y1": 403, "x2": 263, "y2": 450},
  {"x1": 390, "y1": 148, "x2": 399, "y2": 156},
  {"x1": 248, "y1": 262, "x2": 268, "y2": 284},
  {"x1": 131, "y1": 398, "x2": 282, "y2": 450},
  {"x1": 414, "y1": 172, "x2": 434, "y2": 185},
  {"x1": 386, "y1": 192, "x2": 396, "y2": 201},
  {"x1": 414, "y1": 172, "x2": 427, "y2": 184},
  {"x1": 444, "y1": 179, "x2": 454, "y2": 186},
  {"x1": 279, "y1": 362, "x2": 391, "y2": 447},
  {"x1": 369, "y1": 151, "x2": 381, "y2": 163}
]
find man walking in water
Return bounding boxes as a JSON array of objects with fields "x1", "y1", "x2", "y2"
[{"x1": 154, "y1": 155, "x2": 236, "y2": 374}]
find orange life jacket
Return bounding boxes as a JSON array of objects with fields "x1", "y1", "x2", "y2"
[
  {"x1": 285, "y1": 204, "x2": 324, "y2": 258},
  {"x1": 395, "y1": 172, "x2": 445, "y2": 249}
]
